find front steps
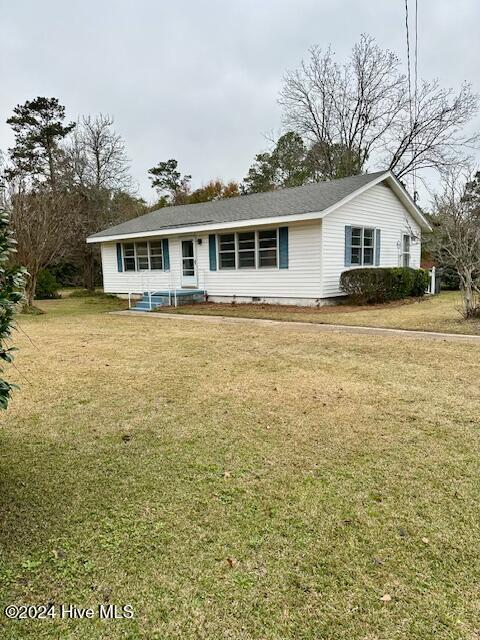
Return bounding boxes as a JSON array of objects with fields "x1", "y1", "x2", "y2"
[{"x1": 131, "y1": 289, "x2": 206, "y2": 311}]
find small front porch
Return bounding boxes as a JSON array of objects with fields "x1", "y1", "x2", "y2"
[{"x1": 130, "y1": 289, "x2": 207, "y2": 312}]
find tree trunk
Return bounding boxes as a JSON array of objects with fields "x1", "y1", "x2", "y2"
[
  {"x1": 82, "y1": 247, "x2": 95, "y2": 291},
  {"x1": 46, "y1": 139, "x2": 56, "y2": 191},
  {"x1": 462, "y1": 270, "x2": 475, "y2": 318},
  {"x1": 24, "y1": 270, "x2": 37, "y2": 308}
]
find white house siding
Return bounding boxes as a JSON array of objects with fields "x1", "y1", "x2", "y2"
[
  {"x1": 320, "y1": 183, "x2": 422, "y2": 298},
  {"x1": 100, "y1": 220, "x2": 324, "y2": 304},
  {"x1": 101, "y1": 238, "x2": 183, "y2": 294}
]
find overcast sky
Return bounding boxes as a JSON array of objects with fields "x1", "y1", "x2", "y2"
[{"x1": 1, "y1": 0, "x2": 479, "y2": 204}]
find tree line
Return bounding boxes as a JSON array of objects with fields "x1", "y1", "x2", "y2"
[
  {"x1": 2, "y1": 99, "x2": 146, "y2": 306},
  {"x1": 1, "y1": 34, "x2": 479, "y2": 311}
]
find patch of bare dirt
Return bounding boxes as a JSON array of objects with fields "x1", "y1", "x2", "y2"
[{"x1": 183, "y1": 297, "x2": 420, "y2": 315}]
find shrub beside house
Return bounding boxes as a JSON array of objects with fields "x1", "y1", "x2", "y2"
[{"x1": 340, "y1": 267, "x2": 429, "y2": 304}]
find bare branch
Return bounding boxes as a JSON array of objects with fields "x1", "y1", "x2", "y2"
[
  {"x1": 429, "y1": 163, "x2": 480, "y2": 317},
  {"x1": 279, "y1": 34, "x2": 479, "y2": 185}
]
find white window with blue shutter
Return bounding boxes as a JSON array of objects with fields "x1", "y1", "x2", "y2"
[
  {"x1": 215, "y1": 227, "x2": 288, "y2": 270},
  {"x1": 120, "y1": 240, "x2": 169, "y2": 272},
  {"x1": 345, "y1": 226, "x2": 381, "y2": 267}
]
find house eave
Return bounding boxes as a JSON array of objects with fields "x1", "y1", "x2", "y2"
[
  {"x1": 384, "y1": 173, "x2": 432, "y2": 232},
  {"x1": 86, "y1": 210, "x2": 327, "y2": 243}
]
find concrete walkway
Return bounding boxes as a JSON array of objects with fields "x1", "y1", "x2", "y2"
[{"x1": 111, "y1": 310, "x2": 480, "y2": 344}]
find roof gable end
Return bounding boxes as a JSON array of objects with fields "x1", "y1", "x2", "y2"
[{"x1": 317, "y1": 171, "x2": 431, "y2": 232}]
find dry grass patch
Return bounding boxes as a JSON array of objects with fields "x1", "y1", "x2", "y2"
[
  {"x1": 1, "y1": 295, "x2": 479, "y2": 639},
  {"x1": 158, "y1": 291, "x2": 480, "y2": 335}
]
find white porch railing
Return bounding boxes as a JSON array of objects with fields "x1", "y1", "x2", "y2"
[
  {"x1": 428, "y1": 266, "x2": 436, "y2": 295},
  {"x1": 128, "y1": 269, "x2": 207, "y2": 310}
]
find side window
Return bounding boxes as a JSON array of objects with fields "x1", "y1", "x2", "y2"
[
  {"x1": 351, "y1": 227, "x2": 362, "y2": 265},
  {"x1": 238, "y1": 232, "x2": 256, "y2": 268},
  {"x1": 135, "y1": 242, "x2": 149, "y2": 270},
  {"x1": 149, "y1": 241, "x2": 163, "y2": 270},
  {"x1": 123, "y1": 243, "x2": 136, "y2": 271},
  {"x1": 349, "y1": 227, "x2": 376, "y2": 266},
  {"x1": 218, "y1": 234, "x2": 236, "y2": 269},
  {"x1": 402, "y1": 234, "x2": 411, "y2": 267},
  {"x1": 363, "y1": 228, "x2": 374, "y2": 265},
  {"x1": 258, "y1": 229, "x2": 277, "y2": 268}
]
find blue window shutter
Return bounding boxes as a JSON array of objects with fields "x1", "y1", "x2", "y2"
[
  {"x1": 162, "y1": 238, "x2": 170, "y2": 271},
  {"x1": 279, "y1": 226, "x2": 289, "y2": 268},
  {"x1": 209, "y1": 235, "x2": 217, "y2": 271},
  {"x1": 116, "y1": 243, "x2": 123, "y2": 272},
  {"x1": 375, "y1": 229, "x2": 381, "y2": 266},
  {"x1": 344, "y1": 226, "x2": 352, "y2": 267}
]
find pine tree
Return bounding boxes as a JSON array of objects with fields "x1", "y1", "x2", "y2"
[{"x1": 6, "y1": 96, "x2": 75, "y2": 189}]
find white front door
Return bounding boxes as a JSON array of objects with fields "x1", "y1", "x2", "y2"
[{"x1": 181, "y1": 238, "x2": 198, "y2": 287}]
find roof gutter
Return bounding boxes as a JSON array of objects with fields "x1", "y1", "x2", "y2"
[{"x1": 86, "y1": 209, "x2": 328, "y2": 243}]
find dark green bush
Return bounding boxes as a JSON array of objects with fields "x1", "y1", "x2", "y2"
[
  {"x1": 440, "y1": 266, "x2": 460, "y2": 290},
  {"x1": 339, "y1": 269, "x2": 387, "y2": 304},
  {"x1": 387, "y1": 267, "x2": 416, "y2": 300},
  {"x1": 340, "y1": 267, "x2": 429, "y2": 304},
  {"x1": 411, "y1": 268, "x2": 430, "y2": 296},
  {"x1": 49, "y1": 261, "x2": 81, "y2": 286},
  {"x1": 35, "y1": 269, "x2": 60, "y2": 300}
]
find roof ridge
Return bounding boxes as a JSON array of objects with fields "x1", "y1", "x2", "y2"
[
  {"x1": 146, "y1": 170, "x2": 389, "y2": 217},
  {"x1": 88, "y1": 170, "x2": 391, "y2": 240}
]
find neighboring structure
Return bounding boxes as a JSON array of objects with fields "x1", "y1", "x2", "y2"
[{"x1": 87, "y1": 171, "x2": 431, "y2": 307}]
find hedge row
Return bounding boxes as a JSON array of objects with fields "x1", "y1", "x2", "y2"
[{"x1": 340, "y1": 267, "x2": 430, "y2": 304}]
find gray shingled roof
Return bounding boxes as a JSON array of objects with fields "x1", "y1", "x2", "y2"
[{"x1": 89, "y1": 171, "x2": 387, "y2": 240}]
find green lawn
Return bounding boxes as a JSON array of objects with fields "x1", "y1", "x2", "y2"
[
  {"x1": 1, "y1": 295, "x2": 479, "y2": 639},
  {"x1": 157, "y1": 291, "x2": 480, "y2": 335}
]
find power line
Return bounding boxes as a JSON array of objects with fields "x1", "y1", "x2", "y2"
[
  {"x1": 404, "y1": 0, "x2": 419, "y2": 199},
  {"x1": 405, "y1": 0, "x2": 413, "y2": 130},
  {"x1": 414, "y1": 0, "x2": 418, "y2": 112},
  {"x1": 413, "y1": 0, "x2": 418, "y2": 198}
]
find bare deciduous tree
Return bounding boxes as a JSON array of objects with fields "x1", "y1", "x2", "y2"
[
  {"x1": 65, "y1": 115, "x2": 135, "y2": 290},
  {"x1": 387, "y1": 80, "x2": 479, "y2": 179},
  {"x1": 279, "y1": 35, "x2": 479, "y2": 184},
  {"x1": 69, "y1": 115, "x2": 132, "y2": 192},
  {"x1": 3, "y1": 102, "x2": 138, "y2": 302},
  {"x1": 431, "y1": 166, "x2": 480, "y2": 318},
  {"x1": 7, "y1": 181, "x2": 74, "y2": 306}
]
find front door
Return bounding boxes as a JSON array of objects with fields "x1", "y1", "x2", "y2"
[{"x1": 181, "y1": 239, "x2": 197, "y2": 287}]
